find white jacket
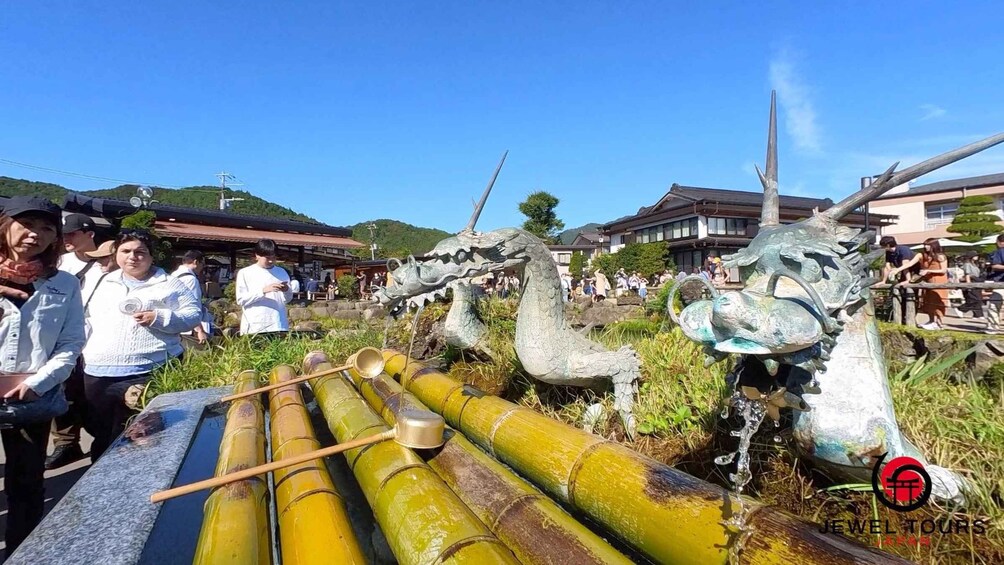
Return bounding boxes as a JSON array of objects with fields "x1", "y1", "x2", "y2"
[
  {"x1": 0, "y1": 271, "x2": 85, "y2": 395},
  {"x1": 83, "y1": 268, "x2": 201, "y2": 374},
  {"x1": 235, "y1": 264, "x2": 292, "y2": 334}
]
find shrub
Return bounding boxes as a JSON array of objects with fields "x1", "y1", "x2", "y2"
[{"x1": 337, "y1": 274, "x2": 358, "y2": 299}]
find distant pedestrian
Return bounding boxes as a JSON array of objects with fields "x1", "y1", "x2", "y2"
[
  {"x1": 960, "y1": 251, "x2": 984, "y2": 320},
  {"x1": 172, "y1": 250, "x2": 211, "y2": 344},
  {"x1": 47, "y1": 213, "x2": 102, "y2": 470},
  {"x1": 593, "y1": 269, "x2": 609, "y2": 302},
  {"x1": 985, "y1": 235, "x2": 1004, "y2": 333},
  {"x1": 236, "y1": 239, "x2": 292, "y2": 335}
]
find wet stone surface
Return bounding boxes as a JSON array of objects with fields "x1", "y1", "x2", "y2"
[{"x1": 7, "y1": 387, "x2": 228, "y2": 565}]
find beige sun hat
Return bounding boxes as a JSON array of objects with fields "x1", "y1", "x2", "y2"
[{"x1": 84, "y1": 240, "x2": 115, "y2": 259}]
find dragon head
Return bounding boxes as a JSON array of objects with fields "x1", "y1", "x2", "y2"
[
  {"x1": 670, "y1": 94, "x2": 1004, "y2": 406},
  {"x1": 372, "y1": 227, "x2": 531, "y2": 314}
]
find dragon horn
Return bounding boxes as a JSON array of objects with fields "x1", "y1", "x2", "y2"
[
  {"x1": 464, "y1": 150, "x2": 509, "y2": 232},
  {"x1": 822, "y1": 132, "x2": 1004, "y2": 220},
  {"x1": 759, "y1": 90, "x2": 780, "y2": 227}
]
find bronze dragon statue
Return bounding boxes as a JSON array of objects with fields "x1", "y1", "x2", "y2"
[
  {"x1": 670, "y1": 93, "x2": 1004, "y2": 502},
  {"x1": 373, "y1": 153, "x2": 641, "y2": 437}
]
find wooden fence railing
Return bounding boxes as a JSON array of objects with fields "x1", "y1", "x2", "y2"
[{"x1": 871, "y1": 282, "x2": 1004, "y2": 326}]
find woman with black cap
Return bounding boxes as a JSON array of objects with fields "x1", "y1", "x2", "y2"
[{"x1": 0, "y1": 196, "x2": 85, "y2": 557}]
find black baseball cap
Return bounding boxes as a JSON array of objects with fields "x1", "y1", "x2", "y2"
[
  {"x1": 62, "y1": 213, "x2": 96, "y2": 233},
  {"x1": 3, "y1": 195, "x2": 62, "y2": 224}
]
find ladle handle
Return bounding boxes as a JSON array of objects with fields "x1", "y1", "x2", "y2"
[
  {"x1": 219, "y1": 364, "x2": 350, "y2": 402},
  {"x1": 150, "y1": 428, "x2": 397, "y2": 503}
]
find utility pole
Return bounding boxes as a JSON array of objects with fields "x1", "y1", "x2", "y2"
[
  {"x1": 216, "y1": 171, "x2": 245, "y2": 210},
  {"x1": 367, "y1": 223, "x2": 378, "y2": 260}
]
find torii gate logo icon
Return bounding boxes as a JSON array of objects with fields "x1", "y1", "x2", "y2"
[{"x1": 871, "y1": 453, "x2": 933, "y2": 512}]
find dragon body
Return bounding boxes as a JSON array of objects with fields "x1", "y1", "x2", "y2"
[
  {"x1": 671, "y1": 94, "x2": 1004, "y2": 503},
  {"x1": 374, "y1": 228, "x2": 641, "y2": 436}
]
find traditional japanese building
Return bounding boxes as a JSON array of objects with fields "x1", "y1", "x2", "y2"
[{"x1": 600, "y1": 183, "x2": 893, "y2": 277}]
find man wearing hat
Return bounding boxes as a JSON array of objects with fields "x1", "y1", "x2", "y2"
[
  {"x1": 59, "y1": 214, "x2": 98, "y2": 278},
  {"x1": 46, "y1": 213, "x2": 101, "y2": 469}
]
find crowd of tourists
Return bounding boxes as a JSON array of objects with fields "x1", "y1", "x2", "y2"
[
  {"x1": 0, "y1": 196, "x2": 298, "y2": 557},
  {"x1": 882, "y1": 234, "x2": 1004, "y2": 332},
  {"x1": 555, "y1": 253, "x2": 735, "y2": 304}
]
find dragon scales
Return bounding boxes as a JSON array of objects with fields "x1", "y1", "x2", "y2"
[
  {"x1": 373, "y1": 153, "x2": 641, "y2": 437},
  {"x1": 670, "y1": 93, "x2": 1004, "y2": 502}
]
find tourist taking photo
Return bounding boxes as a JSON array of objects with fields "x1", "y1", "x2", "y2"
[
  {"x1": 0, "y1": 196, "x2": 85, "y2": 557},
  {"x1": 81, "y1": 229, "x2": 201, "y2": 460}
]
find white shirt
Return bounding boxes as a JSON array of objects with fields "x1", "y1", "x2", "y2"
[
  {"x1": 58, "y1": 252, "x2": 89, "y2": 276},
  {"x1": 82, "y1": 268, "x2": 201, "y2": 376},
  {"x1": 290, "y1": 279, "x2": 301, "y2": 293},
  {"x1": 235, "y1": 264, "x2": 292, "y2": 334},
  {"x1": 172, "y1": 265, "x2": 211, "y2": 331},
  {"x1": 59, "y1": 251, "x2": 106, "y2": 307}
]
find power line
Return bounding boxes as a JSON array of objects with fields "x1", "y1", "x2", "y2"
[{"x1": 0, "y1": 157, "x2": 183, "y2": 188}]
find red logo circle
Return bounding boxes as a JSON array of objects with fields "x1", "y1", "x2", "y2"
[{"x1": 880, "y1": 456, "x2": 927, "y2": 504}]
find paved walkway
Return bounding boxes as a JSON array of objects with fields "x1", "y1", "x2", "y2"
[{"x1": 0, "y1": 432, "x2": 93, "y2": 561}]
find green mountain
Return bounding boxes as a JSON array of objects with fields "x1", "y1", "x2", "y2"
[
  {"x1": 349, "y1": 219, "x2": 452, "y2": 259},
  {"x1": 0, "y1": 177, "x2": 72, "y2": 202},
  {"x1": 1, "y1": 176, "x2": 453, "y2": 257},
  {"x1": 0, "y1": 176, "x2": 318, "y2": 224},
  {"x1": 558, "y1": 222, "x2": 603, "y2": 244}
]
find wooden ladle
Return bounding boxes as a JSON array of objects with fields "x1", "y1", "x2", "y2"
[
  {"x1": 219, "y1": 347, "x2": 385, "y2": 403},
  {"x1": 150, "y1": 408, "x2": 445, "y2": 503}
]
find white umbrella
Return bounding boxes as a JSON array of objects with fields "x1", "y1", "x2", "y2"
[
  {"x1": 908, "y1": 238, "x2": 975, "y2": 250},
  {"x1": 975, "y1": 234, "x2": 1002, "y2": 246}
]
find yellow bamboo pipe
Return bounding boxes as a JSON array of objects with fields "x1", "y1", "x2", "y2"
[
  {"x1": 383, "y1": 350, "x2": 909, "y2": 565},
  {"x1": 346, "y1": 366, "x2": 634, "y2": 565},
  {"x1": 220, "y1": 347, "x2": 384, "y2": 403},
  {"x1": 303, "y1": 351, "x2": 520, "y2": 565},
  {"x1": 268, "y1": 365, "x2": 367, "y2": 565},
  {"x1": 192, "y1": 371, "x2": 272, "y2": 565}
]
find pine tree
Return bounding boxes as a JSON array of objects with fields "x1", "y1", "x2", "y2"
[
  {"x1": 947, "y1": 195, "x2": 1003, "y2": 243},
  {"x1": 518, "y1": 191, "x2": 565, "y2": 243}
]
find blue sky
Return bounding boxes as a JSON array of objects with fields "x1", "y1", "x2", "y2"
[{"x1": 2, "y1": 2, "x2": 1003, "y2": 233}]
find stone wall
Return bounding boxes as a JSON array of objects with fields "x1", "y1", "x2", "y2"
[{"x1": 209, "y1": 298, "x2": 387, "y2": 333}]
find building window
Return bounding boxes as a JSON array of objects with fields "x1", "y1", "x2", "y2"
[
  {"x1": 556, "y1": 253, "x2": 571, "y2": 265},
  {"x1": 708, "y1": 217, "x2": 747, "y2": 236},
  {"x1": 925, "y1": 202, "x2": 957, "y2": 223},
  {"x1": 664, "y1": 217, "x2": 698, "y2": 240}
]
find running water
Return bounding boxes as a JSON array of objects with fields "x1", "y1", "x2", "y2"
[
  {"x1": 403, "y1": 303, "x2": 426, "y2": 376},
  {"x1": 381, "y1": 315, "x2": 394, "y2": 350},
  {"x1": 715, "y1": 387, "x2": 769, "y2": 565}
]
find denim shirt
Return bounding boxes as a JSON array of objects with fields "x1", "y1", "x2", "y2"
[{"x1": 0, "y1": 271, "x2": 86, "y2": 395}]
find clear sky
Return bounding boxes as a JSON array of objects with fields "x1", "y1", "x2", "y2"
[{"x1": 2, "y1": 2, "x2": 1003, "y2": 233}]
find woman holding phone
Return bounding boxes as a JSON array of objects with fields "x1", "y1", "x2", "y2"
[
  {"x1": 0, "y1": 196, "x2": 85, "y2": 556},
  {"x1": 235, "y1": 238, "x2": 292, "y2": 335},
  {"x1": 82, "y1": 229, "x2": 201, "y2": 460}
]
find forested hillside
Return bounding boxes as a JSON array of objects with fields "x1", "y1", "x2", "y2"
[
  {"x1": 349, "y1": 219, "x2": 451, "y2": 259},
  {"x1": 1, "y1": 176, "x2": 455, "y2": 254},
  {"x1": 0, "y1": 177, "x2": 318, "y2": 223}
]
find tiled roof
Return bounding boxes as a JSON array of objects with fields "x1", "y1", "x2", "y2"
[
  {"x1": 154, "y1": 221, "x2": 363, "y2": 248},
  {"x1": 609, "y1": 184, "x2": 837, "y2": 227},
  {"x1": 876, "y1": 172, "x2": 1004, "y2": 200}
]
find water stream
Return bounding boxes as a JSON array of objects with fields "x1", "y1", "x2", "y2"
[
  {"x1": 402, "y1": 303, "x2": 426, "y2": 376},
  {"x1": 715, "y1": 386, "x2": 769, "y2": 565}
]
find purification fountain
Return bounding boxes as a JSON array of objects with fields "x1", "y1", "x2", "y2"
[{"x1": 10, "y1": 94, "x2": 994, "y2": 564}]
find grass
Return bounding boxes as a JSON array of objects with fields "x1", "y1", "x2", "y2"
[
  {"x1": 144, "y1": 328, "x2": 382, "y2": 404},
  {"x1": 143, "y1": 295, "x2": 1004, "y2": 563}
]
